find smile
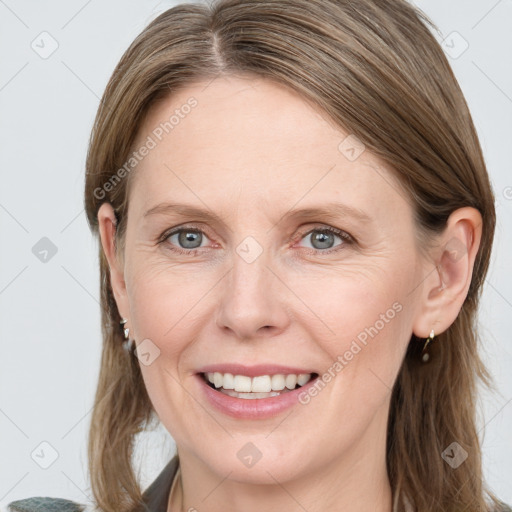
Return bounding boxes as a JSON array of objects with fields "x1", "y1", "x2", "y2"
[
  {"x1": 202, "y1": 372, "x2": 316, "y2": 399},
  {"x1": 195, "y1": 365, "x2": 320, "y2": 419}
]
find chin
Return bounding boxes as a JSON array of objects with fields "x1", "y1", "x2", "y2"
[{"x1": 189, "y1": 435, "x2": 315, "y2": 485}]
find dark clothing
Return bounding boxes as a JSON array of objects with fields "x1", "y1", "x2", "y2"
[{"x1": 6, "y1": 456, "x2": 512, "y2": 512}]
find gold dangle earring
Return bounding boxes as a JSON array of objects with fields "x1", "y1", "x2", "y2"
[
  {"x1": 120, "y1": 318, "x2": 135, "y2": 353},
  {"x1": 421, "y1": 329, "x2": 435, "y2": 363}
]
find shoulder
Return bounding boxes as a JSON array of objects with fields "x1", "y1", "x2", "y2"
[
  {"x1": 4, "y1": 456, "x2": 180, "y2": 512},
  {"x1": 4, "y1": 497, "x2": 89, "y2": 512}
]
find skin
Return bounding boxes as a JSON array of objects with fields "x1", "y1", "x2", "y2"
[{"x1": 97, "y1": 74, "x2": 482, "y2": 512}]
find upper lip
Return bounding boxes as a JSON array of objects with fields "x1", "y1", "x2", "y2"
[{"x1": 196, "y1": 364, "x2": 318, "y2": 377}]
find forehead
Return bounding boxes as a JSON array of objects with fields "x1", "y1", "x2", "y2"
[{"x1": 128, "y1": 74, "x2": 410, "y2": 222}]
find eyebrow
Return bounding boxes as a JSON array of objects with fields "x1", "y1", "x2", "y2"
[{"x1": 142, "y1": 201, "x2": 371, "y2": 225}]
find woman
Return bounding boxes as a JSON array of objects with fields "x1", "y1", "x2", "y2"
[{"x1": 7, "y1": 0, "x2": 511, "y2": 511}]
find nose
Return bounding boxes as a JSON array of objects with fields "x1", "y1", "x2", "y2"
[{"x1": 215, "y1": 246, "x2": 290, "y2": 341}]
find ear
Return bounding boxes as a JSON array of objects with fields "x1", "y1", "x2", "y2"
[
  {"x1": 97, "y1": 202, "x2": 130, "y2": 319},
  {"x1": 412, "y1": 206, "x2": 482, "y2": 338}
]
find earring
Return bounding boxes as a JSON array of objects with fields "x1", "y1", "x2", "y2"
[
  {"x1": 421, "y1": 329, "x2": 435, "y2": 363},
  {"x1": 120, "y1": 318, "x2": 135, "y2": 353}
]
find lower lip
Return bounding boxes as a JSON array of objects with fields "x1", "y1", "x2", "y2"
[{"x1": 196, "y1": 373, "x2": 319, "y2": 420}]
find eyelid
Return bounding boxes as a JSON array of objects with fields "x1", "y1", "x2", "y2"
[
  {"x1": 158, "y1": 223, "x2": 214, "y2": 243},
  {"x1": 291, "y1": 225, "x2": 355, "y2": 255},
  {"x1": 294, "y1": 224, "x2": 354, "y2": 243},
  {"x1": 158, "y1": 222, "x2": 355, "y2": 254}
]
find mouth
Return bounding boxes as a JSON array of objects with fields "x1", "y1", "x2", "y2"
[{"x1": 201, "y1": 371, "x2": 319, "y2": 400}]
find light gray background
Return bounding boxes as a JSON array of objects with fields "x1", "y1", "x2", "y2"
[{"x1": 0, "y1": 0, "x2": 511, "y2": 507}]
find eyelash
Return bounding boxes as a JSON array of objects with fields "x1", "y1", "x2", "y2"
[{"x1": 157, "y1": 224, "x2": 354, "y2": 257}]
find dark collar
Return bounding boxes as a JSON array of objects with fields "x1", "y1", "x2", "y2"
[{"x1": 137, "y1": 455, "x2": 179, "y2": 512}]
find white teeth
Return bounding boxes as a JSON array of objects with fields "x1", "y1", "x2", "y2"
[
  {"x1": 221, "y1": 389, "x2": 283, "y2": 399},
  {"x1": 222, "y1": 373, "x2": 234, "y2": 389},
  {"x1": 213, "y1": 372, "x2": 223, "y2": 389},
  {"x1": 285, "y1": 374, "x2": 297, "y2": 390},
  {"x1": 271, "y1": 374, "x2": 286, "y2": 391},
  {"x1": 251, "y1": 375, "x2": 272, "y2": 393},
  {"x1": 233, "y1": 375, "x2": 252, "y2": 392},
  {"x1": 297, "y1": 373, "x2": 311, "y2": 386},
  {"x1": 204, "y1": 372, "x2": 313, "y2": 393}
]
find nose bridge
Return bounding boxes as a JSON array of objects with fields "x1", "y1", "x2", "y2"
[
  {"x1": 231, "y1": 235, "x2": 273, "y2": 313},
  {"x1": 215, "y1": 232, "x2": 289, "y2": 339},
  {"x1": 232, "y1": 235, "x2": 269, "y2": 298}
]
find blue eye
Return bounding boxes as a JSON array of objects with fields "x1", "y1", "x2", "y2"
[
  {"x1": 296, "y1": 227, "x2": 352, "y2": 253},
  {"x1": 163, "y1": 228, "x2": 211, "y2": 255},
  {"x1": 159, "y1": 224, "x2": 353, "y2": 256},
  {"x1": 170, "y1": 230, "x2": 206, "y2": 249}
]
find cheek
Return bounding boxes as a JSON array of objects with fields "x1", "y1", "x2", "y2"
[
  {"x1": 125, "y1": 261, "x2": 228, "y2": 423},
  {"x1": 127, "y1": 257, "x2": 207, "y2": 341},
  {"x1": 292, "y1": 260, "x2": 409, "y2": 339},
  {"x1": 130, "y1": 276, "x2": 200, "y2": 444},
  {"x1": 128, "y1": 250, "x2": 415, "y2": 370},
  {"x1": 294, "y1": 262, "x2": 415, "y2": 405},
  {"x1": 128, "y1": 247, "x2": 416, "y2": 427}
]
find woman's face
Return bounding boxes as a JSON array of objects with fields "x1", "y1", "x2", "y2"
[{"x1": 106, "y1": 74, "x2": 431, "y2": 483}]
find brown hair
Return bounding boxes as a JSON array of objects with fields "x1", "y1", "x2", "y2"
[{"x1": 84, "y1": 1, "x2": 502, "y2": 510}]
